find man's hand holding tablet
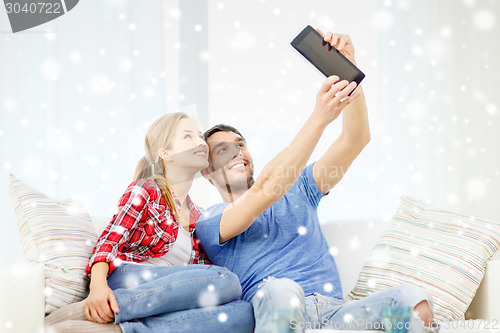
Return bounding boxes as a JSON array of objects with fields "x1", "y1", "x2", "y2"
[{"x1": 291, "y1": 25, "x2": 365, "y2": 96}]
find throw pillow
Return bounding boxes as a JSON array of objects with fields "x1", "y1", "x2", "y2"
[
  {"x1": 347, "y1": 196, "x2": 500, "y2": 321},
  {"x1": 8, "y1": 174, "x2": 97, "y2": 315}
]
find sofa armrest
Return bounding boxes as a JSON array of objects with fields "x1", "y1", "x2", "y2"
[
  {"x1": 0, "y1": 263, "x2": 44, "y2": 332},
  {"x1": 466, "y1": 251, "x2": 500, "y2": 320}
]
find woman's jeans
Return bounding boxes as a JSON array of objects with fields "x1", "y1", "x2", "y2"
[{"x1": 107, "y1": 263, "x2": 255, "y2": 333}]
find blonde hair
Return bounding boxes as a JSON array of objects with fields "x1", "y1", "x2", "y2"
[{"x1": 133, "y1": 112, "x2": 190, "y2": 221}]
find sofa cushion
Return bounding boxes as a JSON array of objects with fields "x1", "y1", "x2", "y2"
[
  {"x1": 8, "y1": 174, "x2": 97, "y2": 315},
  {"x1": 347, "y1": 196, "x2": 500, "y2": 322}
]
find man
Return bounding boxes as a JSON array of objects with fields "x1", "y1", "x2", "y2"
[{"x1": 197, "y1": 31, "x2": 433, "y2": 333}]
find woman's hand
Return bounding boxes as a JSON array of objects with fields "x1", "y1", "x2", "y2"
[
  {"x1": 84, "y1": 281, "x2": 120, "y2": 324},
  {"x1": 84, "y1": 262, "x2": 119, "y2": 324}
]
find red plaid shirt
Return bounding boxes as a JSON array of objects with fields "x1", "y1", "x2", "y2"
[{"x1": 86, "y1": 179, "x2": 210, "y2": 276}]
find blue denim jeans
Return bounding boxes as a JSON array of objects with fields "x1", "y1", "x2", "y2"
[
  {"x1": 107, "y1": 263, "x2": 255, "y2": 333},
  {"x1": 251, "y1": 277, "x2": 432, "y2": 333}
]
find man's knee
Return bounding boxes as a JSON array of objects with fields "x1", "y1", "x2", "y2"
[
  {"x1": 251, "y1": 278, "x2": 305, "y2": 333},
  {"x1": 252, "y1": 277, "x2": 305, "y2": 310}
]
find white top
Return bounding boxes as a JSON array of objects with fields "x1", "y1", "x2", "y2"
[{"x1": 138, "y1": 227, "x2": 192, "y2": 266}]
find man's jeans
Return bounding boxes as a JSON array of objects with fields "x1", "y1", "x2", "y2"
[
  {"x1": 107, "y1": 263, "x2": 254, "y2": 333},
  {"x1": 251, "y1": 277, "x2": 432, "y2": 333}
]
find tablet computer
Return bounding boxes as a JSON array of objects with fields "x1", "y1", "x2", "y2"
[{"x1": 291, "y1": 25, "x2": 365, "y2": 88}]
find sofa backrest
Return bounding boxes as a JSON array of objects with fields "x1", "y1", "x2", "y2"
[
  {"x1": 320, "y1": 219, "x2": 387, "y2": 297},
  {"x1": 92, "y1": 216, "x2": 111, "y2": 238}
]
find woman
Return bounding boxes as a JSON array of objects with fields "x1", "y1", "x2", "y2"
[{"x1": 46, "y1": 113, "x2": 254, "y2": 333}]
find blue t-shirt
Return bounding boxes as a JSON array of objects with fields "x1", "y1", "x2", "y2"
[{"x1": 195, "y1": 164, "x2": 343, "y2": 302}]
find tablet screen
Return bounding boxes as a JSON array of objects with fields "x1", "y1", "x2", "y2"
[{"x1": 291, "y1": 26, "x2": 365, "y2": 85}]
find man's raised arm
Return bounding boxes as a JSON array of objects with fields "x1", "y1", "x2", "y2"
[
  {"x1": 218, "y1": 76, "x2": 359, "y2": 243},
  {"x1": 313, "y1": 32, "x2": 371, "y2": 194}
]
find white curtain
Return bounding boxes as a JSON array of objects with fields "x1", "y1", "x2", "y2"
[{"x1": 0, "y1": 0, "x2": 180, "y2": 265}]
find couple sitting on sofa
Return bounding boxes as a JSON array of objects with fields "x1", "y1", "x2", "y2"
[{"x1": 46, "y1": 32, "x2": 433, "y2": 333}]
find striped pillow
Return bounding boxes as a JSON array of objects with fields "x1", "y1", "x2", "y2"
[
  {"x1": 8, "y1": 174, "x2": 97, "y2": 315},
  {"x1": 347, "y1": 196, "x2": 500, "y2": 321}
]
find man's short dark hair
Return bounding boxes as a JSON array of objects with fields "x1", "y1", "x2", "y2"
[{"x1": 204, "y1": 124, "x2": 245, "y2": 142}]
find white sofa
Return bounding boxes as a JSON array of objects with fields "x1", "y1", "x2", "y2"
[{"x1": 1, "y1": 217, "x2": 500, "y2": 333}]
